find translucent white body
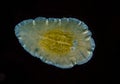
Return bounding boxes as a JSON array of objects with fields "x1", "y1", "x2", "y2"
[{"x1": 15, "y1": 17, "x2": 95, "y2": 69}]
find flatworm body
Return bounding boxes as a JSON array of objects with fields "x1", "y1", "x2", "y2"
[{"x1": 15, "y1": 17, "x2": 95, "y2": 69}]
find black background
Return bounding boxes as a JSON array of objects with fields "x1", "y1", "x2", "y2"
[{"x1": 0, "y1": 0, "x2": 119, "y2": 84}]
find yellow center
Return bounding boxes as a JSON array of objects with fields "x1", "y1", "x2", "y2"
[{"x1": 39, "y1": 29, "x2": 74, "y2": 55}]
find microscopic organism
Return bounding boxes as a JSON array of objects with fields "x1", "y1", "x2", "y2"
[{"x1": 14, "y1": 17, "x2": 95, "y2": 69}]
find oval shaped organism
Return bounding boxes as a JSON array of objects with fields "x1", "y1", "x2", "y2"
[{"x1": 14, "y1": 17, "x2": 95, "y2": 69}]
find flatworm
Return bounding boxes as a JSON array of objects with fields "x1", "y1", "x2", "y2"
[{"x1": 14, "y1": 17, "x2": 95, "y2": 69}]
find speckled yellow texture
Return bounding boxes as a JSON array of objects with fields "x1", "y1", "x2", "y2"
[{"x1": 39, "y1": 28, "x2": 74, "y2": 56}]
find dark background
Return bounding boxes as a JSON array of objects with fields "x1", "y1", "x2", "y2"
[{"x1": 0, "y1": 0, "x2": 119, "y2": 84}]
